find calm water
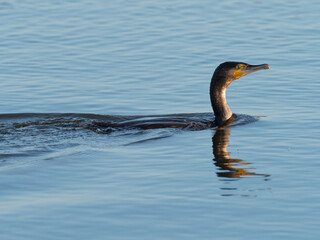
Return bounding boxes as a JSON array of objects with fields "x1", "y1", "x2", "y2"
[{"x1": 1, "y1": 0, "x2": 320, "y2": 239}]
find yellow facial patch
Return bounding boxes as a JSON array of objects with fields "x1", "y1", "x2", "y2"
[{"x1": 233, "y1": 64, "x2": 247, "y2": 79}]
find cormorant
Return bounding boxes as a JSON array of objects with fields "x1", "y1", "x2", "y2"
[{"x1": 92, "y1": 62, "x2": 269, "y2": 130}]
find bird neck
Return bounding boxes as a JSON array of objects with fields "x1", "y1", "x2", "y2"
[{"x1": 210, "y1": 79, "x2": 233, "y2": 126}]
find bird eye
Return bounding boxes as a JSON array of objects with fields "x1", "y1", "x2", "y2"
[{"x1": 236, "y1": 65, "x2": 241, "y2": 69}]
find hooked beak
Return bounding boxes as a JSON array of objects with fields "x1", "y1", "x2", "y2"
[{"x1": 242, "y1": 64, "x2": 270, "y2": 75}]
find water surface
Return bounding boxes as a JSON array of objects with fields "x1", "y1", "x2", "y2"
[{"x1": 1, "y1": 0, "x2": 320, "y2": 239}]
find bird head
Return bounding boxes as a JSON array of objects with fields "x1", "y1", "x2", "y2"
[{"x1": 213, "y1": 61, "x2": 270, "y2": 87}]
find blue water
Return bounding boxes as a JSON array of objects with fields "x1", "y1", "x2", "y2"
[{"x1": 1, "y1": 0, "x2": 320, "y2": 239}]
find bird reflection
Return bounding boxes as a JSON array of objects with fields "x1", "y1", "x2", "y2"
[{"x1": 212, "y1": 127, "x2": 269, "y2": 178}]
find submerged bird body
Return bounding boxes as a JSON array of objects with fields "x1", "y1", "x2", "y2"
[{"x1": 92, "y1": 62, "x2": 269, "y2": 131}]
